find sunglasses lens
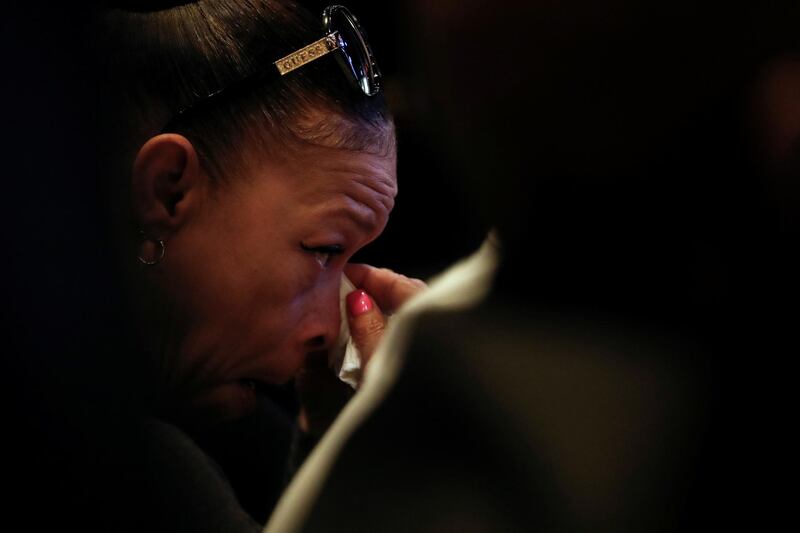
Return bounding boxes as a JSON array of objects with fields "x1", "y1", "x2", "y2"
[{"x1": 328, "y1": 8, "x2": 379, "y2": 95}]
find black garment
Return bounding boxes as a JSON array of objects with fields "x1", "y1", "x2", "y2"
[
  {"x1": 7, "y1": 389, "x2": 306, "y2": 533},
  {"x1": 189, "y1": 389, "x2": 311, "y2": 525}
]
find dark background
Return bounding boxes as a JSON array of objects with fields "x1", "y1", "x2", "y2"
[{"x1": 3, "y1": 1, "x2": 799, "y2": 530}]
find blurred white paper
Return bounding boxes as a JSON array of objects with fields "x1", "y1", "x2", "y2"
[{"x1": 329, "y1": 275, "x2": 362, "y2": 389}]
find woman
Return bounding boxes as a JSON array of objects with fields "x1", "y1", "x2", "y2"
[
  {"x1": 94, "y1": 1, "x2": 422, "y2": 421},
  {"x1": 55, "y1": 0, "x2": 423, "y2": 529}
]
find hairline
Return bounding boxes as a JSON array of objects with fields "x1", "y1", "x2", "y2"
[{"x1": 189, "y1": 100, "x2": 397, "y2": 185}]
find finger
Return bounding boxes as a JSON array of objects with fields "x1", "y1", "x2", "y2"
[
  {"x1": 346, "y1": 289, "x2": 387, "y2": 365},
  {"x1": 344, "y1": 264, "x2": 427, "y2": 314}
]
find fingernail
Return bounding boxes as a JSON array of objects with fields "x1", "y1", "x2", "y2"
[{"x1": 347, "y1": 290, "x2": 373, "y2": 317}]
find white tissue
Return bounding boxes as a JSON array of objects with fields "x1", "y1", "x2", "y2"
[{"x1": 329, "y1": 275, "x2": 363, "y2": 389}]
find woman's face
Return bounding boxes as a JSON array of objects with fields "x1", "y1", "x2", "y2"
[{"x1": 151, "y1": 137, "x2": 397, "y2": 424}]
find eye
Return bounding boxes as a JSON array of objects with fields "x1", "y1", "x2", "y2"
[{"x1": 301, "y1": 243, "x2": 345, "y2": 268}]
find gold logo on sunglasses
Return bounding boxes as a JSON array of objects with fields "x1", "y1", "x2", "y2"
[{"x1": 274, "y1": 33, "x2": 342, "y2": 76}]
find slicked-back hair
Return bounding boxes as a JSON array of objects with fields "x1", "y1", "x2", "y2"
[{"x1": 94, "y1": 0, "x2": 395, "y2": 187}]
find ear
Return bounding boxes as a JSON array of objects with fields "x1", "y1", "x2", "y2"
[{"x1": 131, "y1": 133, "x2": 206, "y2": 240}]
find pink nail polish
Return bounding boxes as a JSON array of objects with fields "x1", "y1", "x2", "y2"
[{"x1": 347, "y1": 290, "x2": 373, "y2": 317}]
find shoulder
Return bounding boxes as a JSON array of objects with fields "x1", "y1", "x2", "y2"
[{"x1": 116, "y1": 416, "x2": 265, "y2": 532}]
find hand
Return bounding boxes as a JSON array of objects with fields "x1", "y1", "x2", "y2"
[
  {"x1": 342, "y1": 263, "x2": 428, "y2": 366},
  {"x1": 295, "y1": 265, "x2": 427, "y2": 437}
]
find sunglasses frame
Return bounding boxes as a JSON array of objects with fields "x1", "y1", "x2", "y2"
[{"x1": 159, "y1": 4, "x2": 381, "y2": 134}]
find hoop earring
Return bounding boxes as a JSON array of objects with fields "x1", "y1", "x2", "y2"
[{"x1": 138, "y1": 231, "x2": 166, "y2": 266}]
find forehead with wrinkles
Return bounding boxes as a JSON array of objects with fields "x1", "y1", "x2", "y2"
[
  {"x1": 287, "y1": 140, "x2": 398, "y2": 236},
  {"x1": 227, "y1": 104, "x2": 398, "y2": 239},
  {"x1": 228, "y1": 114, "x2": 397, "y2": 236}
]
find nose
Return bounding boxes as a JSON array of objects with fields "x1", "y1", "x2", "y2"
[{"x1": 300, "y1": 282, "x2": 342, "y2": 354}]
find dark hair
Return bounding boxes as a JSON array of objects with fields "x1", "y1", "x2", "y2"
[{"x1": 94, "y1": 0, "x2": 395, "y2": 185}]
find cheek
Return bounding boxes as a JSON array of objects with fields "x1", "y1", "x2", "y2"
[
  {"x1": 208, "y1": 245, "x2": 314, "y2": 339},
  {"x1": 163, "y1": 252, "x2": 318, "y2": 390},
  {"x1": 188, "y1": 241, "x2": 321, "y2": 344},
  {"x1": 173, "y1": 198, "x2": 302, "y2": 313},
  {"x1": 160, "y1": 187, "x2": 334, "y2": 383},
  {"x1": 227, "y1": 256, "x2": 336, "y2": 383}
]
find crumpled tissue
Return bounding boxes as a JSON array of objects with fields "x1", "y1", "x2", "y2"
[{"x1": 328, "y1": 275, "x2": 367, "y2": 389}]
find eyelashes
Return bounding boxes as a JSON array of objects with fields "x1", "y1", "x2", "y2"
[{"x1": 301, "y1": 243, "x2": 345, "y2": 268}]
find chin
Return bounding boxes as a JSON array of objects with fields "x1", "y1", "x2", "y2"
[{"x1": 178, "y1": 381, "x2": 260, "y2": 428}]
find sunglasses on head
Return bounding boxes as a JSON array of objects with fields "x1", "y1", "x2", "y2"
[{"x1": 159, "y1": 4, "x2": 380, "y2": 133}]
